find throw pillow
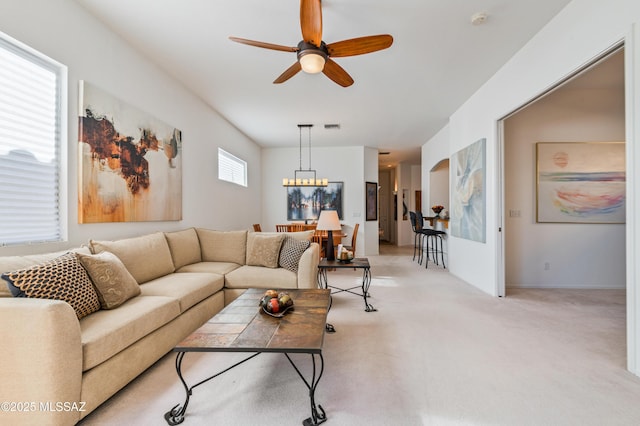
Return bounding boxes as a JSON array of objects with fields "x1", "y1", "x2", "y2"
[
  {"x1": 1, "y1": 252, "x2": 101, "y2": 319},
  {"x1": 89, "y1": 232, "x2": 175, "y2": 284},
  {"x1": 279, "y1": 236, "x2": 311, "y2": 273},
  {"x1": 76, "y1": 251, "x2": 140, "y2": 309},
  {"x1": 246, "y1": 233, "x2": 285, "y2": 268}
]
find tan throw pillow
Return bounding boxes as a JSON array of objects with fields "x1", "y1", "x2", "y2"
[
  {"x1": 89, "y1": 232, "x2": 175, "y2": 284},
  {"x1": 246, "y1": 233, "x2": 285, "y2": 268},
  {"x1": 76, "y1": 251, "x2": 140, "y2": 309},
  {"x1": 164, "y1": 228, "x2": 202, "y2": 269},
  {"x1": 279, "y1": 236, "x2": 311, "y2": 272},
  {"x1": 1, "y1": 253, "x2": 101, "y2": 319},
  {"x1": 196, "y1": 229, "x2": 247, "y2": 264}
]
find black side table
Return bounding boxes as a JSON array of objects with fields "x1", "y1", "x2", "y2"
[{"x1": 317, "y1": 258, "x2": 376, "y2": 312}]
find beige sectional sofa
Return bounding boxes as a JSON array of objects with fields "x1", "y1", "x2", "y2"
[{"x1": 0, "y1": 228, "x2": 319, "y2": 426}]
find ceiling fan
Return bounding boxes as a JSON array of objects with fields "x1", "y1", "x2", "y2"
[{"x1": 229, "y1": 0, "x2": 393, "y2": 87}]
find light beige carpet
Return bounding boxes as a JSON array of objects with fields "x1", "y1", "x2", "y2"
[{"x1": 79, "y1": 245, "x2": 640, "y2": 425}]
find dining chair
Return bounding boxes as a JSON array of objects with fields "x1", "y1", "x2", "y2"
[
  {"x1": 252, "y1": 224, "x2": 262, "y2": 232},
  {"x1": 343, "y1": 223, "x2": 359, "y2": 254},
  {"x1": 288, "y1": 224, "x2": 306, "y2": 232},
  {"x1": 312, "y1": 234, "x2": 325, "y2": 258},
  {"x1": 275, "y1": 225, "x2": 289, "y2": 232}
]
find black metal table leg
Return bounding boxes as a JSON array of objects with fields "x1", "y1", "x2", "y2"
[
  {"x1": 285, "y1": 353, "x2": 327, "y2": 426},
  {"x1": 164, "y1": 352, "x2": 188, "y2": 425},
  {"x1": 361, "y1": 267, "x2": 376, "y2": 312},
  {"x1": 317, "y1": 268, "x2": 336, "y2": 332}
]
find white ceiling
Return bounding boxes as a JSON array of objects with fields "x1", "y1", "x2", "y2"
[{"x1": 74, "y1": 0, "x2": 572, "y2": 168}]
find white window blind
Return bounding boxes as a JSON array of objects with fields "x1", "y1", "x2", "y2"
[
  {"x1": 218, "y1": 148, "x2": 247, "y2": 187},
  {"x1": 0, "y1": 35, "x2": 63, "y2": 246}
]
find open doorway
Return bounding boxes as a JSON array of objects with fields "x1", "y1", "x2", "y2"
[{"x1": 500, "y1": 47, "x2": 625, "y2": 293}]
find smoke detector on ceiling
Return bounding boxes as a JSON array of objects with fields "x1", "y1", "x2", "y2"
[{"x1": 471, "y1": 12, "x2": 488, "y2": 25}]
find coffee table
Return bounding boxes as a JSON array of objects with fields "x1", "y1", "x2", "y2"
[
  {"x1": 164, "y1": 288, "x2": 331, "y2": 426},
  {"x1": 317, "y1": 258, "x2": 376, "y2": 312}
]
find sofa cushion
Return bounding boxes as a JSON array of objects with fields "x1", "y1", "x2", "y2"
[
  {"x1": 246, "y1": 233, "x2": 285, "y2": 268},
  {"x1": 177, "y1": 262, "x2": 241, "y2": 275},
  {"x1": 225, "y1": 265, "x2": 297, "y2": 289},
  {"x1": 80, "y1": 295, "x2": 181, "y2": 371},
  {"x1": 164, "y1": 228, "x2": 202, "y2": 269},
  {"x1": 1, "y1": 252, "x2": 101, "y2": 319},
  {"x1": 139, "y1": 272, "x2": 224, "y2": 312},
  {"x1": 279, "y1": 236, "x2": 311, "y2": 272},
  {"x1": 196, "y1": 229, "x2": 247, "y2": 265},
  {"x1": 89, "y1": 232, "x2": 175, "y2": 284},
  {"x1": 0, "y1": 247, "x2": 92, "y2": 298},
  {"x1": 76, "y1": 251, "x2": 140, "y2": 309}
]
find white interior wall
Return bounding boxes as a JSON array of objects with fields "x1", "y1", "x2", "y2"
[
  {"x1": 504, "y1": 85, "x2": 625, "y2": 289},
  {"x1": 364, "y1": 147, "x2": 380, "y2": 255},
  {"x1": 426, "y1": 0, "x2": 640, "y2": 297},
  {"x1": 410, "y1": 165, "x2": 422, "y2": 212},
  {"x1": 423, "y1": 0, "x2": 640, "y2": 374},
  {"x1": 261, "y1": 145, "x2": 378, "y2": 255},
  {"x1": 0, "y1": 0, "x2": 262, "y2": 256},
  {"x1": 429, "y1": 161, "x2": 450, "y2": 213},
  {"x1": 422, "y1": 125, "x2": 451, "y2": 220},
  {"x1": 396, "y1": 162, "x2": 413, "y2": 246}
]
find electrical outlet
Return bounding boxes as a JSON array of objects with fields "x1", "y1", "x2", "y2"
[{"x1": 509, "y1": 209, "x2": 521, "y2": 217}]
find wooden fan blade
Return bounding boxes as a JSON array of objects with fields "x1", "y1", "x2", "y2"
[
  {"x1": 274, "y1": 62, "x2": 302, "y2": 84},
  {"x1": 322, "y1": 58, "x2": 354, "y2": 87},
  {"x1": 327, "y1": 35, "x2": 393, "y2": 57},
  {"x1": 229, "y1": 36, "x2": 297, "y2": 52},
  {"x1": 300, "y1": 0, "x2": 322, "y2": 47}
]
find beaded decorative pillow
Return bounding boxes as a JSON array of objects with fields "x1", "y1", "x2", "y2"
[
  {"x1": 278, "y1": 236, "x2": 311, "y2": 273},
  {"x1": 1, "y1": 252, "x2": 101, "y2": 319}
]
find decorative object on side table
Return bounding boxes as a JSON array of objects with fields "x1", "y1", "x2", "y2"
[
  {"x1": 432, "y1": 204, "x2": 444, "y2": 217},
  {"x1": 337, "y1": 247, "x2": 354, "y2": 263}
]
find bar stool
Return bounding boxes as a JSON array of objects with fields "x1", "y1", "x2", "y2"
[
  {"x1": 416, "y1": 211, "x2": 446, "y2": 268},
  {"x1": 409, "y1": 212, "x2": 425, "y2": 262}
]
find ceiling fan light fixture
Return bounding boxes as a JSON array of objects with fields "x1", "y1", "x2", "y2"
[{"x1": 299, "y1": 51, "x2": 326, "y2": 74}]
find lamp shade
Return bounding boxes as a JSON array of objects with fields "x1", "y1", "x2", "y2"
[{"x1": 316, "y1": 210, "x2": 341, "y2": 231}]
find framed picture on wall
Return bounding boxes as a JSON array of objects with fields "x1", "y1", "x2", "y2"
[
  {"x1": 536, "y1": 142, "x2": 625, "y2": 223},
  {"x1": 366, "y1": 181, "x2": 378, "y2": 221},
  {"x1": 287, "y1": 181, "x2": 343, "y2": 221}
]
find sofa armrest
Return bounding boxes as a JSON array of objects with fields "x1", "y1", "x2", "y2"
[
  {"x1": 0, "y1": 298, "x2": 83, "y2": 426},
  {"x1": 297, "y1": 242, "x2": 320, "y2": 289}
]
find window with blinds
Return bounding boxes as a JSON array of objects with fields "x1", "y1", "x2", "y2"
[
  {"x1": 218, "y1": 148, "x2": 247, "y2": 187},
  {"x1": 0, "y1": 34, "x2": 64, "y2": 246}
]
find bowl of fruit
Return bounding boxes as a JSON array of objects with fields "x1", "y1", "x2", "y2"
[{"x1": 259, "y1": 289, "x2": 294, "y2": 318}]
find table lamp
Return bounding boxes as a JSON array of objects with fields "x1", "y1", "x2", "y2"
[{"x1": 316, "y1": 210, "x2": 341, "y2": 261}]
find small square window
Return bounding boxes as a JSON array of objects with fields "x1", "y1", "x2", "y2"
[{"x1": 218, "y1": 148, "x2": 247, "y2": 187}]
